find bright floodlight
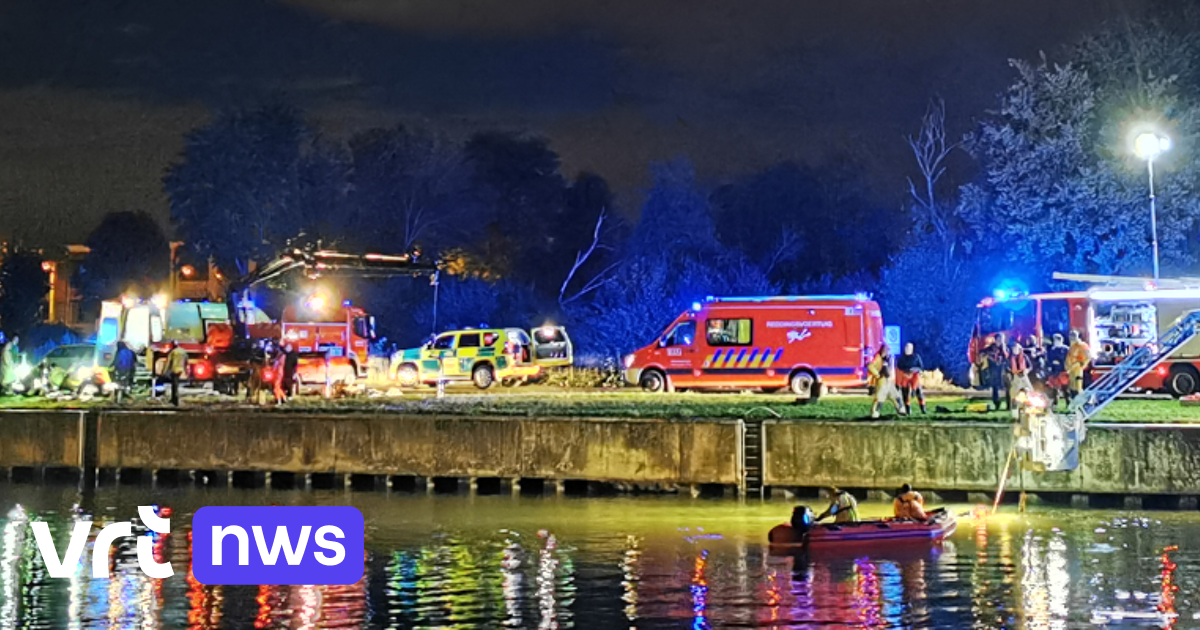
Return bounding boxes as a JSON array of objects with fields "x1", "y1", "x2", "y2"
[
  {"x1": 305, "y1": 293, "x2": 327, "y2": 310},
  {"x1": 1135, "y1": 132, "x2": 1171, "y2": 160}
]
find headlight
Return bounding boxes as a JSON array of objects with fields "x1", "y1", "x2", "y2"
[
  {"x1": 1027, "y1": 392, "x2": 1048, "y2": 410},
  {"x1": 623, "y1": 354, "x2": 636, "y2": 369},
  {"x1": 13, "y1": 364, "x2": 31, "y2": 379}
]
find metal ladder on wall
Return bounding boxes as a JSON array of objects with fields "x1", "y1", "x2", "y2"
[{"x1": 742, "y1": 418, "x2": 764, "y2": 498}]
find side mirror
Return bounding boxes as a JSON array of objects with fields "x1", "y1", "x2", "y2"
[
  {"x1": 658, "y1": 338, "x2": 668, "y2": 348},
  {"x1": 423, "y1": 341, "x2": 433, "y2": 350}
]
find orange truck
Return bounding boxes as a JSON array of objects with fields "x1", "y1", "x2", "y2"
[
  {"x1": 279, "y1": 300, "x2": 377, "y2": 388},
  {"x1": 623, "y1": 295, "x2": 884, "y2": 398}
]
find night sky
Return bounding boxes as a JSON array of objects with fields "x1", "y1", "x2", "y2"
[{"x1": 0, "y1": 0, "x2": 1140, "y2": 246}]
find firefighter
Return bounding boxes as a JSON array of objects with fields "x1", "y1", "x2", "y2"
[
  {"x1": 1066, "y1": 330, "x2": 1090, "y2": 398},
  {"x1": 111, "y1": 341, "x2": 137, "y2": 402},
  {"x1": 1046, "y1": 333, "x2": 1069, "y2": 407},
  {"x1": 893, "y1": 483, "x2": 928, "y2": 520},
  {"x1": 895, "y1": 342, "x2": 927, "y2": 414},
  {"x1": 1008, "y1": 342, "x2": 1034, "y2": 418},
  {"x1": 868, "y1": 345, "x2": 906, "y2": 419},
  {"x1": 817, "y1": 486, "x2": 860, "y2": 524},
  {"x1": 272, "y1": 346, "x2": 288, "y2": 405},
  {"x1": 984, "y1": 333, "x2": 1010, "y2": 411},
  {"x1": 166, "y1": 341, "x2": 189, "y2": 406},
  {"x1": 282, "y1": 343, "x2": 299, "y2": 400}
]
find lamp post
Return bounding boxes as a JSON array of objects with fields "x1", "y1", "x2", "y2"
[{"x1": 1134, "y1": 132, "x2": 1171, "y2": 280}]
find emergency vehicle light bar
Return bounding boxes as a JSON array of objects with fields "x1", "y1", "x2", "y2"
[{"x1": 705, "y1": 294, "x2": 872, "y2": 303}]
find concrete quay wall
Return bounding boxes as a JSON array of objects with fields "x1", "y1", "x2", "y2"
[{"x1": 1, "y1": 411, "x2": 1198, "y2": 499}]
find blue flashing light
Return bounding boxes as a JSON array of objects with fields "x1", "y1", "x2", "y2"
[
  {"x1": 342, "y1": 299, "x2": 352, "y2": 307},
  {"x1": 692, "y1": 302, "x2": 703, "y2": 312},
  {"x1": 993, "y1": 288, "x2": 1008, "y2": 301}
]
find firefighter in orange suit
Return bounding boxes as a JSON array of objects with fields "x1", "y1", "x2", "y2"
[{"x1": 1066, "y1": 330, "x2": 1090, "y2": 398}]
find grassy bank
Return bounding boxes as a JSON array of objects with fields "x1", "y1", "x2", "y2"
[{"x1": 3, "y1": 388, "x2": 1195, "y2": 423}]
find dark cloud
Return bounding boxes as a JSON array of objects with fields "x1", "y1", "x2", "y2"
[{"x1": 0, "y1": 0, "x2": 1139, "y2": 244}]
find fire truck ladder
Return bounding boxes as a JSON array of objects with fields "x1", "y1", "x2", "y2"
[{"x1": 1069, "y1": 309, "x2": 1200, "y2": 422}]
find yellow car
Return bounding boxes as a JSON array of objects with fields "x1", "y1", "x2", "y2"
[{"x1": 391, "y1": 326, "x2": 572, "y2": 389}]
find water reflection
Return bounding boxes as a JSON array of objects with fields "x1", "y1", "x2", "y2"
[{"x1": 0, "y1": 492, "x2": 1197, "y2": 628}]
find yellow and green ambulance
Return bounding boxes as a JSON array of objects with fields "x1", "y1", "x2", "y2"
[{"x1": 390, "y1": 326, "x2": 572, "y2": 389}]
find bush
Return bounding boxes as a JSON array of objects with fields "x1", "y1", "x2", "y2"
[{"x1": 542, "y1": 359, "x2": 624, "y2": 389}]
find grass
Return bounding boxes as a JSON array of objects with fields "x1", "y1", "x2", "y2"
[{"x1": 2, "y1": 387, "x2": 1198, "y2": 423}]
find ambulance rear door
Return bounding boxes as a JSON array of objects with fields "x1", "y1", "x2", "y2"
[{"x1": 531, "y1": 326, "x2": 573, "y2": 367}]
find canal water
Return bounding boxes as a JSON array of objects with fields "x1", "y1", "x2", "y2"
[{"x1": 0, "y1": 485, "x2": 1196, "y2": 629}]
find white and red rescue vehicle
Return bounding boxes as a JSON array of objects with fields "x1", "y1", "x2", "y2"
[{"x1": 623, "y1": 295, "x2": 885, "y2": 397}]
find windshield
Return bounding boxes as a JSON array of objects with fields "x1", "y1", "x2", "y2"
[{"x1": 978, "y1": 300, "x2": 1035, "y2": 336}]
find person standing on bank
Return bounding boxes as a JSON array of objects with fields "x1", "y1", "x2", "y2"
[
  {"x1": 166, "y1": 341, "x2": 189, "y2": 406},
  {"x1": 867, "y1": 345, "x2": 906, "y2": 419},
  {"x1": 895, "y1": 342, "x2": 927, "y2": 414}
]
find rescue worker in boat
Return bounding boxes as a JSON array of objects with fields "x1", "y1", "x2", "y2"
[
  {"x1": 816, "y1": 486, "x2": 859, "y2": 523},
  {"x1": 867, "y1": 345, "x2": 906, "y2": 419},
  {"x1": 1008, "y1": 342, "x2": 1034, "y2": 418},
  {"x1": 1045, "y1": 333, "x2": 1070, "y2": 407},
  {"x1": 1066, "y1": 330, "x2": 1090, "y2": 398},
  {"x1": 892, "y1": 483, "x2": 928, "y2": 520},
  {"x1": 895, "y1": 342, "x2": 927, "y2": 414}
]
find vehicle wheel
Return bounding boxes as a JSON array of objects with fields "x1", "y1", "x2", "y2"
[
  {"x1": 472, "y1": 365, "x2": 495, "y2": 390},
  {"x1": 1168, "y1": 366, "x2": 1200, "y2": 398},
  {"x1": 789, "y1": 370, "x2": 818, "y2": 399},
  {"x1": 640, "y1": 369, "x2": 667, "y2": 393},
  {"x1": 396, "y1": 364, "x2": 420, "y2": 387}
]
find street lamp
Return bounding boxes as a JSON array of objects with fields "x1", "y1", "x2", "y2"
[{"x1": 1133, "y1": 132, "x2": 1171, "y2": 280}]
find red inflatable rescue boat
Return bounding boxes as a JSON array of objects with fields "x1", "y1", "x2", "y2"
[{"x1": 769, "y1": 506, "x2": 957, "y2": 550}]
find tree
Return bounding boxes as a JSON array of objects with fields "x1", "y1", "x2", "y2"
[
  {"x1": 464, "y1": 132, "x2": 569, "y2": 291},
  {"x1": 630, "y1": 159, "x2": 719, "y2": 258},
  {"x1": 907, "y1": 97, "x2": 964, "y2": 273},
  {"x1": 0, "y1": 250, "x2": 49, "y2": 337},
  {"x1": 960, "y1": 19, "x2": 1200, "y2": 277},
  {"x1": 73, "y1": 212, "x2": 170, "y2": 309},
  {"x1": 346, "y1": 126, "x2": 478, "y2": 253},
  {"x1": 568, "y1": 252, "x2": 775, "y2": 361},
  {"x1": 878, "y1": 240, "x2": 990, "y2": 381},
  {"x1": 712, "y1": 159, "x2": 902, "y2": 286},
  {"x1": 164, "y1": 105, "x2": 319, "y2": 275}
]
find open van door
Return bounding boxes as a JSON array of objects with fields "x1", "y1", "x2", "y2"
[{"x1": 531, "y1": 326, "x2": 573, "y2": 367}]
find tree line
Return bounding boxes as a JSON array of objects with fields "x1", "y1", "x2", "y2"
[{"x1": 5, "y1": 8, "x2": 1200, "y2": 379}]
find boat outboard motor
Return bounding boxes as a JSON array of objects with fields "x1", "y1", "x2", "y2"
[{"x1": 790, "y1": 505, "x2": 814, "y2": 534}]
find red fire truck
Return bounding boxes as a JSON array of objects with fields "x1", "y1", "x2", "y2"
[
  {"x1": 623, "y1": 294, "x2": 884, "y2": 398},
  {"x1": 968, "y1": 273, "x2": 1200, "y2": 397},
  {"x1": 279, "y1": 299, "x2": 376, "y2": 387}
]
